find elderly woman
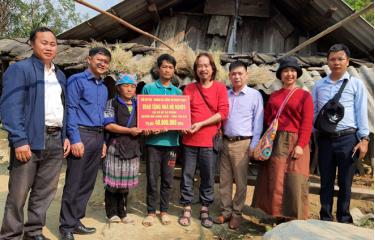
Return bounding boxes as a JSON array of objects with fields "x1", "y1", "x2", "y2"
[
  {"x1": 252, "y1": 56, "x2": 313, "y2": 221},
  {"x1": 103, "y1": 74, "x2": 142, "y2": 223}
]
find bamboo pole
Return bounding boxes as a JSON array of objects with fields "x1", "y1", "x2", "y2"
[
  {"x1": 74, "y1": 0, "x2": 175, "y2": 51},
  {"x1": 277, "y1": 3, "x2": 373, "y2": 61}
]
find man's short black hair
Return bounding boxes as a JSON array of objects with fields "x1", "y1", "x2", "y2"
[
  {"x1": 157, "y1": 54, "x2": 176, "y2": 68},
  {"x1": 89, "y1": 47, "x2": 112, "y2": 59},
  {"x1": 327, "y1": 44, "x2": 351, "y2": 58},
  {"x1": 229, "y1": 60, "x2": 247, "y2": 72},
  {"x1": 29, "y1": 27, "x2": 56, "y2": 43}
]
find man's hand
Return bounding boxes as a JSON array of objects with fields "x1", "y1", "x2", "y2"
[
  {"x1": 15, "y1": 144, "x2": 32, "y2": 162},
  {"x1": 101, "y1": 144, "x2": 107, "y2": 158},
  {"x1": 71, "y1": 142, "x2": 84, "y2": 158},
  {"x1": 129, "y1": 127, "x2": 142, "y2": 137},
  {"x1": 353, "y1": 140, "x2": 368, "y2": 160},
  {"x1": 63, "y1": 139, "x2": 71, "y2": 158},
  {"x1": 291, "y1": 145, "x2": 303, "y2": 160}
]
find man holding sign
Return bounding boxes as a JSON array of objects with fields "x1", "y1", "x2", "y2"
[{"x1": 141, "y1": 54, "x2": 182, "y2": 227}]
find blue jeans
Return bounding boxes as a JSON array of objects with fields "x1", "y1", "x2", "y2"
[{"x1": 180, "y1": 145, "x2": 217, "y2": 206}]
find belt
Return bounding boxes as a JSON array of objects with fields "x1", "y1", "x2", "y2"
[
  {"x1": 319, "y1": 128, "x2": 357, "y2": 138},
  {"x1": 79, "y1": 126, "x2": 104, "y2": 133},
  {"x1": 45, "y1": 126, "x2": 61, "y2": 134},
  {"x1": 223, "y1": 135, "x2": 252, "y2": 142}
]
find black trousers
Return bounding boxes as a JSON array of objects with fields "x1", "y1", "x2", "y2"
[
  {"x1": 0, "y1": 131, "x2": 63, "y2": 239},
  {"x1": 318, "y1": 133, "x2": 358, "y2": 223},
  {"x1": 146, "y1": 146, "x2": 176, "y2": 213},
  {"x1": 105, "y1": 189, "x2": 128, "y2": 219},
  {"x1": 59, "y1": 129, "x2": 103, "y2": 233}
]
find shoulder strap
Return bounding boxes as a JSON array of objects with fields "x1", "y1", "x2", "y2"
[
  {"x1": 275, "y1": 88, "x2": 298, "y2": 119},
  {"x1": 195, "y1": 83, "x2": 215, "y2": 114},
  {"x1": 333, "y1": 77, "x2": 349, "y2": 102}
]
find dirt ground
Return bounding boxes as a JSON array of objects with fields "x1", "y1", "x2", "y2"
[{"x1": 0, "y1": 135, "x2": 373, "y2": 240}]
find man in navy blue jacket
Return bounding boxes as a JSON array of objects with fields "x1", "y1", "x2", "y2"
[
  {"x1": 0, "y1": 27, "x2": 70, "y2": 240},
  {"x1": 59, "y1": 47, "x2": 110, "y2": 240}
]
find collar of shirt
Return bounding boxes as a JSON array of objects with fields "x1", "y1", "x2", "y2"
[
  {"x1": 44, "y1": 63, "x2": 55, "y2": 76},
  {"x1": 229, "y1": 85, "x2": 249, "y2": 96},
  {"x1": 324, "y1": 72, "x2": 350, "y2": 84},
  {"x1": 156, "y1": 79, "x2": 172, "y2": 89},
  {"x1": 84, "y1": 69, "x2": 103, "y2": 84}
]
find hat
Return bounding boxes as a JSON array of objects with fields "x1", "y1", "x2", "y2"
[
  {"x1": 276, "y1": 56, "x2": 302, "y2": 80},
  {"x1": 116, "y1": 74, "x2": 137, "y2": 86}
]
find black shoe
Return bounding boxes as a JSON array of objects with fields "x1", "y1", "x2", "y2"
[
  {"x1": 23, "y1": 235, "x2": 50, "y2": 240},
  {"x1": 59, "y1": 232, "x2": 74, "y2": 240},
  {"x1": 73, "y1": 224, "x2": 96, "y2": 235}
]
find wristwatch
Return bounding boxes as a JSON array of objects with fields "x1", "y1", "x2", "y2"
[{"x1": 361, "y1": 136, "x2": 370, "y2": 141}]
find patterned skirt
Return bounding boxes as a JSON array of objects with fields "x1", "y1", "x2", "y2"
[{"x1": 103, "y1": 144, "x2": 140, "y2": 192}]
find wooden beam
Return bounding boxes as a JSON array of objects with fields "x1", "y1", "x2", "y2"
[{"x1": 277, "y1": 2, "x2": 374, "y2": 61}]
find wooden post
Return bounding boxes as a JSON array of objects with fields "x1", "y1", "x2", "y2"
[
  {"x1": 277, "y1": 3, "x2": 374, "y2": 61},
  {"x1": 74, "y1": 0, "x2": 174, "y2": 51}
]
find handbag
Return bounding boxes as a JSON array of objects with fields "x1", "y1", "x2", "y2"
[
  {"x1": 253, "y1": 88, "x2": 297, "y2": 161},
  {"x1": 314, "y1": 78, "x2": 348, "y2": 133},
  {"x1": 194, "y1": 83, "x2": 223, "y2": 153}
]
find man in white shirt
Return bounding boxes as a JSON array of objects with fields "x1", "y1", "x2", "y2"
[{"x1": 0, "y1": 27, "x2": 70, "y2": 240}]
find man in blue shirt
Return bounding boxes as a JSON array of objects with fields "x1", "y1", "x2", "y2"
[
  {"x1": 59, "y1": 47, "x2": 111, "y2": 240},
  {"x1": 141, "y1": 54, "x2": 182, "y2": 227},
  {"x1": 0, "y1": 27, "x2": 70, "y2": 240},
  {"x1": 214, "y1": 61, "x2": 263, "y2": 229},
  {"x1": 312, "y1": 44, "x2": 369, "y2": 224}
]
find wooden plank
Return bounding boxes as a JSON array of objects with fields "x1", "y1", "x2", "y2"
[
  {"x1": 239, "y1": 0, "x2": 270, "y2": 17},
  {"x1": 271, "y1": 9, "x2": 294, "y2": 38},
  {"x1": 174, "y1": 14, "x2": 188, "y2": 44},
  {"x1": 156, "y1": 16, "x2": 178, "y2": 46},
  {"x1": 209, "y1": 36, "x2": 226, "y2": 51},
  {"x1": 298, "y1": 36, "x2": 311, "y2": 55},
  {"x1": 207, "y1": 16, "x2": 230, "y2": 37},
  {"x1": 204, "y1": 0, "x2": 270, "y2": 17},
  {"x1": 185, "y1": 16, "x2": 203, "y2": 50}
]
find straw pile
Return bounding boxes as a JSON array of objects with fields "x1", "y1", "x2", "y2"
[{"x1": 211, "y1": 51, "x2": 228, "y2": 83}]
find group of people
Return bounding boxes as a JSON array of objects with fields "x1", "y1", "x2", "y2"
[{"x1": 0, "y1": 27, "x2": 369, "y2": 240}]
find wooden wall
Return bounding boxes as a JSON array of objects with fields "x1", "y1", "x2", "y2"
[{"x1": 139, "y1": 11, "x2": 318, "y2": 55}]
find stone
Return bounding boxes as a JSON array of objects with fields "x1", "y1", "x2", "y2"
[{"x1": 262, "y1": 219, "x2": 373, "y2": 240}]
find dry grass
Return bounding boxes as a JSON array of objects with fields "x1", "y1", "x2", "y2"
[
  {"x1": 108, "y1": 44, "x2": 133, "y2": 74},
  {"x1": 169, "y1": 42, "x2": 196, "y2": 76},
  {"x1": 211, "y1": 51, "x2": 228, "y2": 84}
]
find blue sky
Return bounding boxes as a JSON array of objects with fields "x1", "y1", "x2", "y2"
[{"x1": 75, "y1": 0, "x2": 122, "y2": 19}]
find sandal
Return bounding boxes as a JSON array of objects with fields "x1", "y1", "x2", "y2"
[
  {"x1": 178, "y1": 208, "x2": 192, "y2": 227},
  {"x1": 199, "y1": 209, "x2": 213, "y2": 228},
  {"x1": 160, "y1": 212, "x2": 172, "y2": 225},
  {"x1": 142, "y1": 214, "x2": 156, "y2": 227}
]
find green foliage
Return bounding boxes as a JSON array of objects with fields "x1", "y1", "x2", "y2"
[
  {"x1": 344, "y1": 0, "x2": 374, "y2": 25},
  {"x1": 0, "y1": 0, "x2": 88, "y2": 38}
]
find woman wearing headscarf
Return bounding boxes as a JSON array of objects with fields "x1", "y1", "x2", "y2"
[{"x1": 252, "y1": 56, "x2": 314, "y2": 221}]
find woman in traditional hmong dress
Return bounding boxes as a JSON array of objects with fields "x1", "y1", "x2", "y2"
[{"x1": 103, "y1": 74, "x2": 142, "y2": 223}]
